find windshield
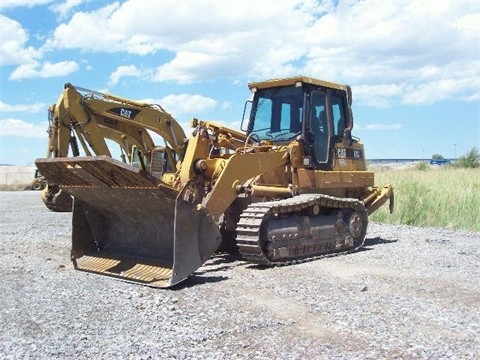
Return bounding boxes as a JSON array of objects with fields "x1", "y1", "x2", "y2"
[{"x1": 248, "y1": 86, "x2": 304, "y2": 142}]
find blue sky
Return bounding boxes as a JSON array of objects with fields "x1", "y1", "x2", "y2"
[{"x1": 1, "y1": 0, "x2": 479, "y2": 165}]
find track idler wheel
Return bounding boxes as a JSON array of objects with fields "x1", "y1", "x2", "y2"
[
  {"x1": 340, "y1": 209, "x2": 367, "y2": 249},
  {"x1": 348, "y1": 211, "x2": 364, "y2": 240}
]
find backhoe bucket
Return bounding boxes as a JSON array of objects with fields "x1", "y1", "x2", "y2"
[{"x1": 35, "y1": 156, "x2": 221, "y2": 288}]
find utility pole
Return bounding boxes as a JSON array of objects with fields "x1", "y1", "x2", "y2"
[{"x1": 454, "y1": 143, "x2": 457, "y2": 159}]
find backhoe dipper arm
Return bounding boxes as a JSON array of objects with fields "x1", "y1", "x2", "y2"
[
  {"x1": 49, "y1": 85, "x2": 112, "y2": 157},
  {"x1": 46, "y1": 105, "x2": 71, "y2": 158},
  {"x1": 47, "y1": 107, "x2": 156, "y2": 161},
  {"x1": 48, "y1": 85, "x2": 160, "y2": 165},
  {"x1": 97, "y1": 126, "x2": 155, "y2": 160},
  {"x1": 83, "y1": 89, "x2": 187, "y2": 156},
  {"x1": 96, "y1": 119, "x2": 157, "y2": 156},
  {"x1": 49, "y1": 83, "x2": 187, "y2": 161}
]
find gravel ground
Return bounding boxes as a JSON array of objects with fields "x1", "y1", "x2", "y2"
[{"x1": 0, "y1": 191, "x2": 479, "y2": 359}]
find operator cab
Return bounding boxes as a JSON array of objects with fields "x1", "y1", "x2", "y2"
[
  {"x1": 130, "y1": 145, "x2": 176, "y2": 179},
  {"x1": 245, "y1": 76, "x2": 354, "y2": 170}
]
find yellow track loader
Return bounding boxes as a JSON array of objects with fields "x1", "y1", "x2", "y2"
[{"x1": 36, "y1": 76, "x2": 393, "y2": 288}]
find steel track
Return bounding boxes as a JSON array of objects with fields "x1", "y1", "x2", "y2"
[{"x1": 236, "y1": 194, "x2": 368, "y2": 266}]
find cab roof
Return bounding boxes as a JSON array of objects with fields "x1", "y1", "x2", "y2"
[{"x1": 248, "y1": 76, "x2": 348, "y2": 92}]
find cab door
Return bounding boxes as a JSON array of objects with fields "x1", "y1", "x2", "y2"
[{"x1": 309, "y1": 90, "x2": 330, "y2": 165}]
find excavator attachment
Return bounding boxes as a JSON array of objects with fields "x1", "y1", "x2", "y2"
[
  {"x1": 35, "y1": 156, "x2": 221, "y2": 288},
  {"x1": 41, "y1": 185, "x2": 73, "y2": 212}
]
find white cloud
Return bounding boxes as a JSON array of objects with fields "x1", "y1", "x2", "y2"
[
  {"x1": 108, "y1": 65, "x2": 142, "y2": 86},
  {"x1": 0, "y1": 119, "x2": 49, "y2": 138},
  {"x1": 353, "y1": 84, "x2": 404, "y2": 108},
  {"x1": 403, "y1": 79, "x2": 466, "y2": 105},
  {"x1": 0, "y1": 0, "x2": 53, "y2": 9},
  {"x1": 43, "y1": 0, "x2": 311, "y2": 82},
  {"x1": 141, "y1": 94, "x2": 217, "y2": 116},
  {"x1": 300, "y1": 1, "x2": 479, "y2": 106},
  {"x1": 220, "y1": 101, "x2": 231, "y2": 110},
  {"x1": 357, "y1": 123, "x2": 403, "y2": 131},
  {"x1": 1, "y1": 14, "x2": 80, "y2": 79},
  {"x1": 401, "y1": 62, "x2": 480, "y2": 105},
  {"x1": 42, "y1": 2, "x2": 124, "y2": 52},
  {"x1": 0, "y1": 101, "x2": 47, "y2": 113},
  {"x1": 0, "y1": 15, "x2": 41, "y2": 66},
  {"x1": 49, "y1": 0, "x2": 83, "y2": 20},
  {"x1": 9, "y1": 60, "x2": 79, "y2": 80},
  {"x1": 5, "y1": 0, "x2": 477, "y2": 106}
]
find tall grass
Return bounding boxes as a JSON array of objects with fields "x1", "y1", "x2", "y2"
[{"x1": 370, "y1": 166, "x2": 480, "y2": 232}]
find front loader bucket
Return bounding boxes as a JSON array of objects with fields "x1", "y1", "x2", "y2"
[{"x1": 35, "y1": 156, "x2": 221, "y2": 288}]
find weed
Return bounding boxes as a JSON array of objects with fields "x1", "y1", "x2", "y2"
[{"x1": 371, "y1": 167, "x2": 480, "y2": 232}]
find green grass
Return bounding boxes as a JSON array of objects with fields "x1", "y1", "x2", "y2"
[
  {"x1": 2, "y1": 166, "x2": 479, "y2": 232},
  {"x1": 370, "y1": 165, "x2": 480, "y2": 232}
]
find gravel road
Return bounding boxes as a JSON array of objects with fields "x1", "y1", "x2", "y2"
[{"x1": 1, "y1": 191, "x2": 479, "y2": 359}]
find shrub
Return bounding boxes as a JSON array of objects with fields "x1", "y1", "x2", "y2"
[
  {"x1": 455, "y1": 147, "x2": 479, "y2": 168},
  {"x1": 415, "y1": 162, "x2": 429, "y2": 171}
]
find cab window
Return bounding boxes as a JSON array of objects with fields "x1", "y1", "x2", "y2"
[
  {"x1": 331, "y1": 94, "x2": 347, "y2": 137},
  {"x1": 310, "y1": 91, "x2": 329, "y2": 163},
  {"x1": 249, "y1": 86, "x2": 303, "y2": 142}
]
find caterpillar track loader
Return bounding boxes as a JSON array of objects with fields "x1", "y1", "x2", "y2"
[
  {"x1": 41, "y1": 83, "x2": 186, "y2": 211},
  {"x1": 36, "y1": 76, "x2": 393, "y2": 288}
]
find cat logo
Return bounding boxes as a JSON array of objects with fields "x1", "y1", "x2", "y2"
[
  {"x1": 120, "y1": 108, "x2": 132, "y2": 119},
  {"x1": 107, "y1": 107, "x2": 140, "y2": 120},
  {"x1": 336, "y1": 148, "x2": 347, "y2": 158}
]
